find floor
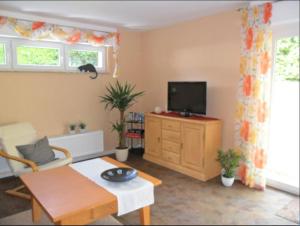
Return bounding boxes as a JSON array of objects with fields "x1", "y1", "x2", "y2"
[{"x1": 0, "y1": 154, "x2": 299, "y2": 225}]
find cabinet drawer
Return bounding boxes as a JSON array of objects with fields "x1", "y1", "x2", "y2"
[
  {"x1": 162, "y1": 151, "x2": 180, "y2": 164},
  {"x1": 162, "y1": 130, "x2": 181, "y2": 143},
  {"x1": 162, "y1": 140, "x2": 181, "y2": 154},
  {"x1": 162, "y1": 120, "x2": 181, "y2": 131}
]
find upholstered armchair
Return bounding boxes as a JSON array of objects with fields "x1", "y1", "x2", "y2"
[{"x1": 0, "y1": 122, "x2": 73, "y2": 199}]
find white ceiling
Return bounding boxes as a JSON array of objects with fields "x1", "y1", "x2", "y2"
[{"x1": 0, "y1": 1, "x2": 248, "y2": 30}]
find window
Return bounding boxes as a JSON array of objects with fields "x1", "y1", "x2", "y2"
[
  {"x1": 17, "y1": 46, "x2": 60, "y2": 66},
  {"x1": 12, "y1": 40, "x2": 64, "y2": 71},
  {"x1": 267, "y1": 22, "x2": 299, "y2": 195},
  {"x1": 65, "y1": 45, "x2": 105, "y2": 72},
  {"x1": 0, "y1": 38, "x2": 11, "y2": 69},
  {"x1": 0, "y1": 38, "x2": 107, "y2": 73},
  {"x1": 0, "y1": 43, "x2": 5, "y2": 64}
]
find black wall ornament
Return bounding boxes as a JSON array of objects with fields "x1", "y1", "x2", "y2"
[{"x1": 78, "y1": 63, "x2": 98, "y2": 79}]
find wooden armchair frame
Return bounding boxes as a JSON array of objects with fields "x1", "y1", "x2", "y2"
[{"x1": 0, "y1": 146, "x2": 71, "y2": 200}]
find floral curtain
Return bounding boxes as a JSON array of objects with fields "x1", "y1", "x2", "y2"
[
  {"x1": 0, "y1": 15, "x2": 120, "y2": 77},
  {"x1": 235, "y1": 3, "x2": 273, "y2": 190}
]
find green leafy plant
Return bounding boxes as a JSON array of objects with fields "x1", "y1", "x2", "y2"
[
  {"x1": 79, "y1": 122, "x2": 86, "y2": 129},
  {"x1": 100, "y1": 80, "x2": 144, "y2": 149},
  {"x1": 69, "y1": 124, "x2": 76, "y2": 131},
  {"x1": 216, "y1": 149, "x2": 244, "y2": 178},
  {"x1": 274, "y1": 36, "x2": 299, "y2": 82}
]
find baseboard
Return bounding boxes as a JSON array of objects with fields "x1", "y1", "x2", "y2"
[
  {"x1": 267, "y1": 179, "x2": 300, "y2": 196},
  {"x1": 0, "y1": 170, "x2": 13, "y2": 179}
]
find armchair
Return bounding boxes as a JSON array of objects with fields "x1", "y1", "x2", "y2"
[{"x1": 0, "y1": 122, "x2": 72, "y2": 199}]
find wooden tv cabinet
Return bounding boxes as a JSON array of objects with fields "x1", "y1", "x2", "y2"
[{"x1": 144, "y1": 112, "x2": 222, "y2": 181}]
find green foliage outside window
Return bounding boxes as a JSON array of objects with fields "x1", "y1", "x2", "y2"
[
  {"x1": 17, "y1": 46, "x2": 59, "y2": 66},
  {"x1": 69, "y1": 50, "x2": 100, "y2": 67},
  {"x1": 0, "y1": 44, "x2": 5, "y2": 64},
  {"x1": 275, "y1": 36, "x2": 299, "y2": 82}
]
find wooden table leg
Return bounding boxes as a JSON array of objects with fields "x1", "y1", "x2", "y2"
[
  {"x1": 140, "y1": 206, "x2": 151, "y2": 225},
  {"x1": 32, "y1": 197, "x2": 42, "y2": 223}
]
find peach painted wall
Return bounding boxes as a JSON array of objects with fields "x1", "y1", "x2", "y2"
[
  {"x1": 140, "y1": 11, "x2": 241, "y2": 149},
  {"x1": 0, "y1": 10, "x2": 241, "y2": 151},
  {"x1": 0, "y1": 28, "x2": 144, "y2": 151}
]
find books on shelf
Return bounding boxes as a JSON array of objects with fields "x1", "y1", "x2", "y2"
[{"x1": 127, "y1": 112, "x2": 144, "y2": 122}]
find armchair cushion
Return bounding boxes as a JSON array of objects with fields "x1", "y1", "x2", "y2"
[
  {"x1": 16, "y1": 137, "x2": 55, "y2": 166},
  {"x1": 14, "y1": 157, "x2": 72, "y2": 176},
  {"x1": 0, "y1": 123, "x2": 37, "y2": 172}
]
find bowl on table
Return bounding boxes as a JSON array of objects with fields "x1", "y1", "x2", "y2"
[{"x1": 101, "y1": 167, "x2": 138, "y2": 182}]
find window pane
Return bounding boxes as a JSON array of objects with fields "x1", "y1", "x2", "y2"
[
  {"x1": 0, "y1": 43, "x2": 5, "y2": 65},
  {"x1": 16, "y1": 46, "x2": 60, "y2": 66},
  {"x1": 69, "y1": 49, "x2": 103, "y2": 67},
  {"x1": 274, "y1": 36, "x2": 299, "y2": 82}
]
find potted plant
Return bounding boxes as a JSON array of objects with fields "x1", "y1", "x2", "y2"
[
  {"x1": 68, "y1": 124, "x2": 76, "y2": 134},
  {"x1": 79, "y1": 122, "x2": 87, "y2": 133},
  {"x1": 100, "y1": 80, "x2": 144, "y2": 162},
  {"x1": 216, "y1": 149, "x2": 243, "y2": 187}
]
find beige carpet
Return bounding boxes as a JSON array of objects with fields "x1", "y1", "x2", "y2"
[
  {"x1": 0, "y1": 210, "x2": 122, "y2": 225},
  {"x1": 277, "y1": 198, "x2": 300, "y2": 224}
]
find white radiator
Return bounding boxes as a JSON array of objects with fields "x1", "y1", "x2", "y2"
[
  {"x1": 49, "y1": 130, "x2": 104, "y2": 162},
  {"x1": 0, "y1": 130, "x2": 104, "y2": 178}
]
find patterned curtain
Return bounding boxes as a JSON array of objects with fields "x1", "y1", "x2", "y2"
[
  {"x1": 235, "y1": 3, "x2": 273, "y2": 190},
  {"x1": 0, "y1": 15, "x2": 120, "y2": 77}
]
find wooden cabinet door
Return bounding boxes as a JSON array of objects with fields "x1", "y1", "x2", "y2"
[
  {"x1": 181, "y1": 123, "x2": 205, "y2": 171},
  {"x1": 145, "y1": 117, "x2": 162, "y2": 157}
]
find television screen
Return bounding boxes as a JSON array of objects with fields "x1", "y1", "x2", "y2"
[{"x1": 168, "y1": 81, "x2": 207, "y2": 115}]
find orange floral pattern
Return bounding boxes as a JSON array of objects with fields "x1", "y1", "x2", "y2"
[
  {"x1": 235, "y1": 3, "x2": 273, "y2": 190},
  {"x1": 257, "y1": 101, "x2": 267, "y2": 123},
  {"x1": 254, "y1": 149, "x2": 267, "y2": 169},
  {"x1": 0, "y1": 16, "x2": 6, "y2": 25},
  {"x1": 240, "y1": 121, "x2": 250, "y2": 141},
  {"x1": 243, "y1": 75, "x2": 252, "y2": 96},
  {"x1": 32, "y1": 21, "x2": 45, "y2": 30},
  {"x1": 263, "y1": 3, "x2": 272, "y2": 24},
  {"x1": 260, "y1": 52, "x2": 270, "y2": 75},
  {"x1": 246, "y1": 27, "x2": 253, "y2": 50}
]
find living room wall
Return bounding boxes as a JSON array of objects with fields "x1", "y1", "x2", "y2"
[
  {"x1": 140, "y1": 11, "x2": 241, "y2": 149},
  {"x1": 0, "y1": 10, "x2": 241, "y2": 152},
  {"x1": 0, "y1": 28, "x2": 144, "y2": 151}
]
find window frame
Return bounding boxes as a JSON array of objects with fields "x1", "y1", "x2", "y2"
[
  {"x1": 266, "y1": 21, "x2": 300, "y2": 195},
  {"x1": 65, "y1": 44, "x2": 106, "y2": 72},
  {"x1": 0, "y1": 37, "x2": 12, "y2": 70},
  {"x1": 11, "y1": 39, "x2": 64, "y2": 71}
]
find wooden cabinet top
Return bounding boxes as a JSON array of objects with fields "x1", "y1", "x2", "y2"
[{"x1": 146, "y1": 112, "x2": 221, "y2": 125}]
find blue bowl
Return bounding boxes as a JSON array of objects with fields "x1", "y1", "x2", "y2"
[{"x1": 101, "y1": 167, "x2": 138, "y2": 182}]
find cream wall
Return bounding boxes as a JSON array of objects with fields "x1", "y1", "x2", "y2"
[
  {"x1": 0, "y1": 28, "x2": 144, "y2": 151},
  {"x1": 0, "y1": 10, "x2": 241, "y2": 151},
  {"x1": 140, "y1": 11, "x2": 241, "y2": 149}
]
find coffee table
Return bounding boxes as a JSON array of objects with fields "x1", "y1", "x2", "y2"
[{"x1": 20, "y1": 157, "x2": 162, "y2": 225}]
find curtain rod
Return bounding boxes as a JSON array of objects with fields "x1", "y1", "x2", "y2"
[
  {"x1": 237, "y1": 0, "x2": 280, "y2": 12},
  {"x1": 0, "y1": 9, "x2": 116, "y2": 34}
]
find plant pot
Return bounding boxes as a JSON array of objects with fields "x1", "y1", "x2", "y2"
[
  {"x1": 79, "y1": 128, "x2": 86, "y2": 133},
  {"x1": 221, "y1": 175, "x2": 235, "y2": 187},
  {"x1": 69, "y1": 129, "x2": 76, "y2": 135},
  {"x1": 115, "y1": 147, "x2": 129, "y2": 162}
]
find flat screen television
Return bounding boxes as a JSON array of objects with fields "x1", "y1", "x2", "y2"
[{"x1": 168, "y1": 81, "x2": 207, "y2": 115}]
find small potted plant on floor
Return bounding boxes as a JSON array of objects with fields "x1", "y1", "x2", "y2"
[
  {"x1": 79, "y1": 122, "x2": 87, "y2": 133},
  {"x1": 216, "y1": 149, "x2": 243, "y2": 187},
  {"x1": 68, "y1": 124, "x2": 76, "y2": 134},
  {"x1": 100, "y1": 80, "x2": 144, "y2": 162}
]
